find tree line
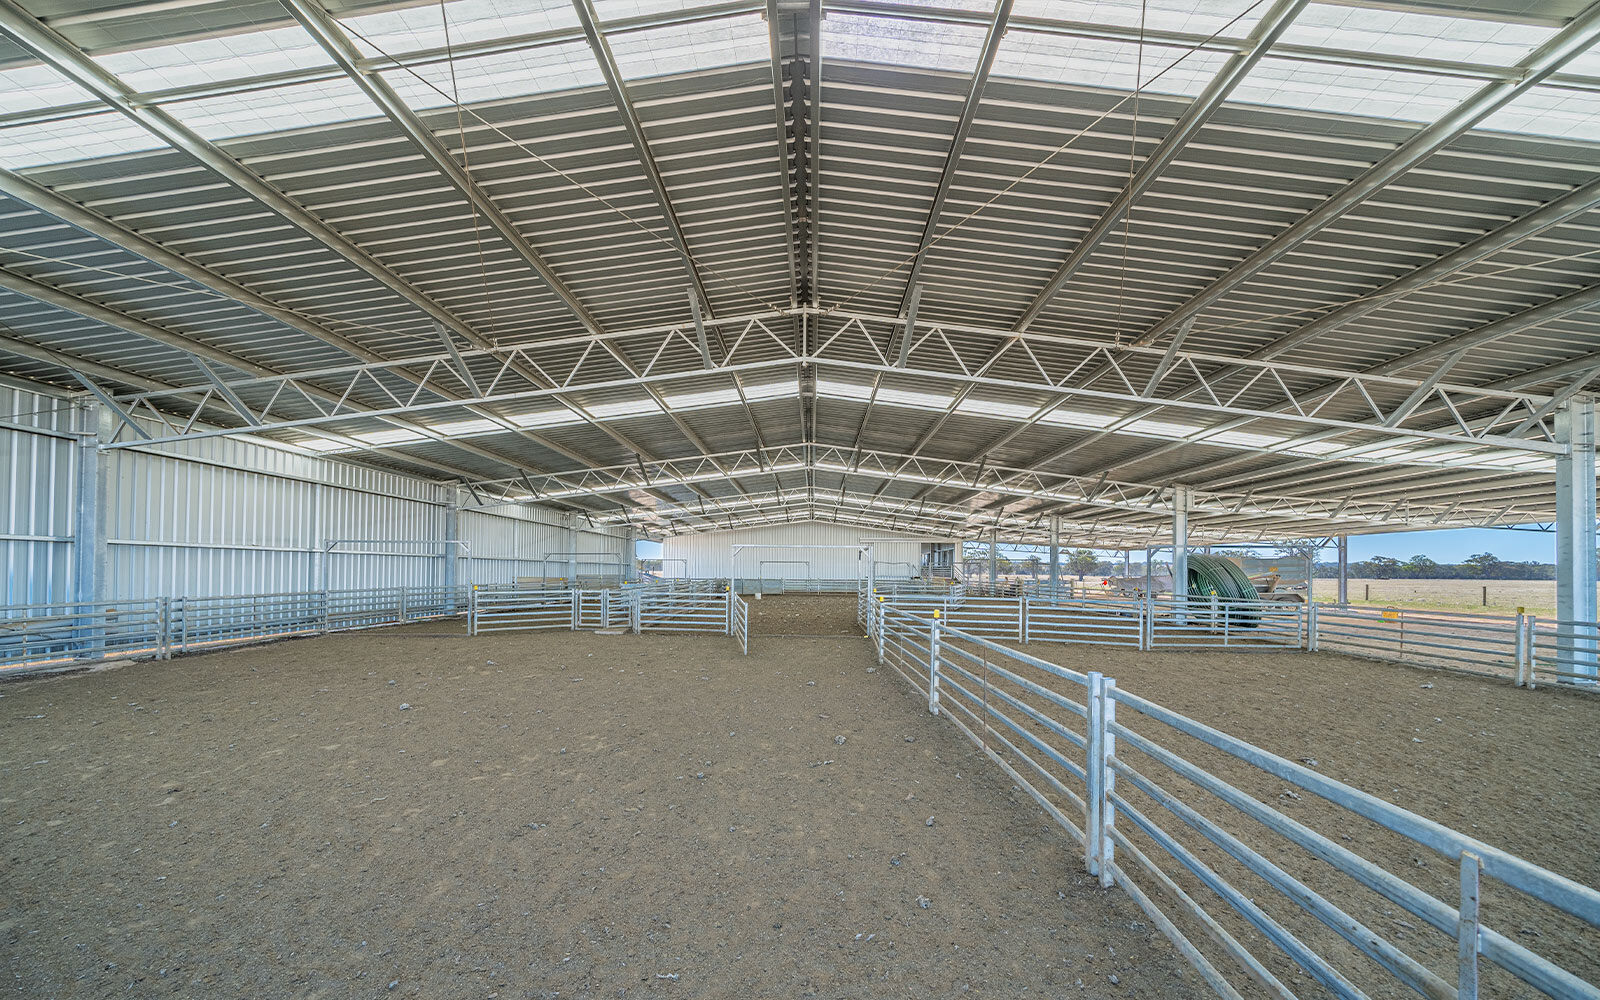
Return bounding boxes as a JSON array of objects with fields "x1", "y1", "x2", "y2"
[{"x1": 1312, "y1": 553, "x2": 1556, "y2": 581}]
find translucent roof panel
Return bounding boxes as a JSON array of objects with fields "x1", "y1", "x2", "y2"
[
  {"x1": 380, "y1": 41, "x2": 603, "y2": 110},
  {"x1": 1561, "y1": 38, "x2": 1600, "y2": 76},
  {"x1": 342, "y1": 0, "x2": 579, "y2": 57},
  {"x1": 1230, "y1": 57, "x2": 1482, "y2": 124},
  {"x1": 0, "y1": 111, "x2": 166, "y2": 169},
  {"x1": 822, "y1": 12, "x2": 989, "y2": 74},
  {"x1": 591, "y1": 0, "x2": 766, "y2": 20},
  {"x1": 1281, "y1": 3, "x2": 1554, "y2": 66},
  {"x1": 0, "y1": 63, "x2": 94, "y2": 115},
  {"x1": 1479, "y1": 84, "x2": 1600, "y2": 141},
  {"x1": 94, "y1": 25, "x2": 333, "y2": 94},
  {"x1": 1012, "y1": 0, "x2": 1267, "y2": 37},
  {"x1": 992, "y1": 30, "x2": 1230, "y2": 96},
  {"x1": 610, "y1": 13, "x2": 771, "y2": 81},
  {"x1": 162, "y1": 76, "x2": 378, "y2": 140}
]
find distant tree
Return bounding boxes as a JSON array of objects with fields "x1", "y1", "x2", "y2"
[
  {"x1": 1402, "y1": 554, "x2": 1439, "y2": 579},
  {"x1": 1463, "y1": 552, "x2": 1504, "y2": 579},
  {"x1": 1367, "y1": 555, "x2": 1403, "y2": 579},
  {"x1": 1067, "y1": 549, "x2": 1099, "y2": 580}
]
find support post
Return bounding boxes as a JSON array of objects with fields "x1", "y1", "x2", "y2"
[
  {"x1": 1085, "y1": 673, "x2": 1118, "y2": 885},
  {"x1": 1172, "y1": 485, "x2": 1191, "y2": 624},
  {"x1": 1048, "y1": 515, "x2": 1060, "y2": 598},
  {"x1": 72, "y1": 401, "x2": 112, "y2": 659},
  {"x1": 1337, "y1": 535, "x2": 1349, "y2": 606},
  {"x1": 444, "y1": 487, "x2": 460, "y2": 613},
  {"x1": 928, "y1": 613, "x2": 942, "y2": 715},
  {"x1": 624, "y1": 527, "x2": 638, "y2": 582},
  {"x1": 1554, "y1": 396, "x2": 1597, "y2": 682}
]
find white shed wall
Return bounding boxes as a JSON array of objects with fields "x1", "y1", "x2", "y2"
[
  {"x1": 0, "y1": 381, "x2": 631, "y2": 605},
  {"x1": 661, "y1": 522, "x2": 949, "y2": 580}
]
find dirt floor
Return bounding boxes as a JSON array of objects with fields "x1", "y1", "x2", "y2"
[{"x1": 0, "y1": 608, "x2": 1192, "y2": 999}]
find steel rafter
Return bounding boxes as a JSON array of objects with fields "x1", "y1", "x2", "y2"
[
  {"x1": 454, "y1": 441, "x2": 1525, "y2": 532},
  {"x1": 84, "y1": 307, "x2": 1572, "y2": 471},
  {"x1": 1130, "y1": 3, "x2": 1600, "y2": 348},
  {"x1": 1012, "y1": 0, "x2": 1310, "y2": 334}
]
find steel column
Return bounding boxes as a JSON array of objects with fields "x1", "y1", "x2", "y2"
[
  {"x1": 1048, "y1": 515, "x2": 1060, "y2": 597},
  {"x1": 1337, "y1": 535, "x2": 1349, "y2": 606},
  {"x1": 71, "y1": 401, "x2": 111, "y2": 607},
  {"x1": 1554, "y1": 396, "x2": 1597, "y2": 681},
  {"x1": 1173, "y1": 485, "x2": 1190, "y2": 619}
]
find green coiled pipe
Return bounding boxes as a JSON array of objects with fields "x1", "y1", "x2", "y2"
[{"x1": 1184, "y1": 553, "x2": 1261, "y2": 626}]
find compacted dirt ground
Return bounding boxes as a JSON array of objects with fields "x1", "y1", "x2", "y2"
[{"x1": 1, "y1": 612, "x2": 1190, "y2": 999}]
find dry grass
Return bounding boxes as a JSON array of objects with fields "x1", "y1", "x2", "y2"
[{"x1": 1313, "y1": 578, "x2": 1574, "y2": 618}]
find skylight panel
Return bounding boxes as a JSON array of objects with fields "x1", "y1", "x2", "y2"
[
  {"x1": 591, "y1": 0, "x2": 746, "y2": 19},
  {"x1": 823, "y1": 12, "x2": 989, "y2": 74},
  {"x1": 343, "y1": 0, "x2": 578, "y2": 56},
  {"x1": 991, "y1": 31, "x2": 1230, "y2": 97},
  {"x1": 955, "y1": 396, "x2": 1035, "y2": 419},
  {"x1": 1230, "y1": 57, "x2": 1481, "y2": 124},
  {"x1": 163, "y1": 76, "x2": 379, "y2": 140},
  {"x1": 1012, "y1": 0, "x2": 1267, "y2": 38},
  {"x1": 1480, "y1": 85, "x2": 1600, "y2": 142},
  {"x1": 380, "y1": 42, "x2": 604, "y2": 110},
  {"x1": 0, "y1": 64, "x2": 93, "y2": 115},
  {"x1": 0, "y1": 112, "x2": 166, "y2": 169},
  {"x1": 661, "y1": 388, "x2": 737, "y2": 409},
  {"x1": 355, "y1": 428, "x2": 428, "y2": 445},
  {"x1": 610, "y1": 13, "x2": 771, "y2": 80},
  {"x1": 95, "y1": 26, "x2": 334, "y2": 94},
  {"x1": 1281, "y1": 4, "x2": 1553, "y2": 67}
]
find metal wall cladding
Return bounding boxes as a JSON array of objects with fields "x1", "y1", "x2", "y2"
[
  {"x1": 662, "y1": 522, "x2": 949, "y2": 580},
  {"x1": 0, "y1": 385, "x2": 77, "y2": 605},
  {"x1": 1, "y1": 384, "x2": 631, "y2": 603},
  {"x1": 458, "y1": 506, "x2": 631, "y2": 585}
]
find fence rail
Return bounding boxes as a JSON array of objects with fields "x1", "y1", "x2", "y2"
[{"x1": 862, "y1": 598, "x2": 1600, "y2": 1000}]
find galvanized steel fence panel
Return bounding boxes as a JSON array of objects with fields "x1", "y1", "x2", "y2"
[
  {"x1": 635, "y1": 590, "x2": 732, "y2": 634},
  {"x1": 1146, "y1": 596, "x2": 1305, "y2": 650},
  {"x1": 731, "y1": 595, "x2": 749, "y2": 654},
  {"x1": 469, "y1": 588, "x2": 573, "y2": 634},
  {"x1": 1025, "y1": 596, "x2": 1144, "y2": 647},
  {"x1": 864, "y1": 599, "x2": 1600, "y2": 1000},
  {"x1": 1314, "y1": 605, "x2": 1523, "y2": 680}
]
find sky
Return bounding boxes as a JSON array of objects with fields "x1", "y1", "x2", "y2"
[{"x1": 634, "y1": 527, "x2": 1558, "y2": 564}]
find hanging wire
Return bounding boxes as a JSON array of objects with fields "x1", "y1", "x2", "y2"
[
  {"x1": 439, "y1": 0, "x2": 509, "y2": 343},
  {"x1": 1112, "y1": 0, "x2": 1150, "y2": 349},
  {"x1": 828, "y1": 0, "x2": 1274, "y2": 312},
  {"x1": 336, "y1": 18, "x2": 790, "y2": 315}
]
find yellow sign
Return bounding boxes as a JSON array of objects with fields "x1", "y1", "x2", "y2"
[{"x1": 1381, "y1": 609, "x2": 1401, "y2": 621}]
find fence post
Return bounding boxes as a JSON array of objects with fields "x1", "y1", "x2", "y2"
[
  {"x1": 875, "y1": 596, "x2": 886, "y2": 664},
  {"x1": 157, "y1": 597, "x2": 170, "y2": 660},
  {"x1": 1306, "y1": 601, "x2": 1318, "y2": 652},
  {"x1": 399, "y1": 587, "x2": 408, "y2": 624},
  {"x1": 468, "y1": 585, "x2": 478, "y2": 636},
  {"x1": 320, "y1": 590, "x2": 330, "y2": 633},
  {"x1": 725, "y1": 589, "x2": 733, "y2": 636},
  {"x1": 631, "y1": 592, "x2": 641, "y2": 635},
  {"x1": 1514, "y1": 611, "x2": 1527, "y2": 686},
  {"x1": 1458, "y1": 851, "x2": 1482, "y2": 1000},
  {"x1": 928, "y1": 612, "x2": 942, "y2": 715},
  {"x1": 1085, "y1": 671, "x2": 1118, "y2": 883},
  {"x1": 1017, "y1": 596, "x2": 1025, "y2": 642},
  {"x1": 571, "y1": 588, "x2": 580, "y2": 631},
  {"x1": 1524, "y1": 614, "x2": 1538, "y2": 688},
  {"x1": 1139, "y1": 594, "x2": 1151, "y2": 651}
]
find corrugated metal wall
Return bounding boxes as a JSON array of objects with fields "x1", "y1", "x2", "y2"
[
  {"x1": 0, "y1": 382, "x2": 632, "y2": 604},
  {"x1": 0, "y1": 383, "x2": 77, "y2": 606},
  {"x1": 662, "y1": 522, "x2": 948, "y2": 580}
]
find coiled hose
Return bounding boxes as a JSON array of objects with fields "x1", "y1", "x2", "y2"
[{"x1": 1184, "y1": 553, "x2": 1261, "y2": 627}]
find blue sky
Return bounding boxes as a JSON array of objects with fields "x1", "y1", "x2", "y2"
[
  {"x1": 1343, "y1": 527, "x2": 1553, "y2": 563},
  {"x1": 635, "y1": 527, "x2": 1557, "y2": 564}
]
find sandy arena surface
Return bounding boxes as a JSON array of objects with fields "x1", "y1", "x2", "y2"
[{"x1": 1, "y1": 605, "x2": 1189, "y2": 999}]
